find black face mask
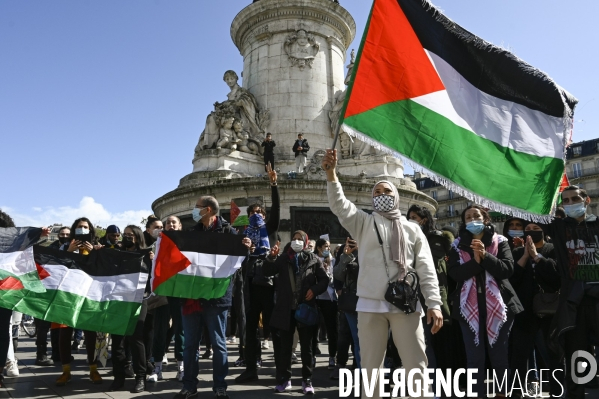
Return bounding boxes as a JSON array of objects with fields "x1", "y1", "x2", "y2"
[
  {"x1": 524, "y1": 230, "x2": 544, "y2": 244},
  {"x1": 58, "y1": 237, "x2": 70, "y2": 245},
  {"x1": 122, "y1": 237, "x2": 135, "y2": 248}
]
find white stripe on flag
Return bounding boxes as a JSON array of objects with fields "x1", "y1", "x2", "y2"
[
  {"x1": 414, "y1": 50, "x2": 565, "y2": 160},
  {"x1": 40, "y1": 264, "x2": 147, "y2": 303},
  {"x1": 180, "y1": 252, "x2": 245, "y2": 278},
  {"x1": 0, "y1": 247, "x2": 36, "y2": 276}
]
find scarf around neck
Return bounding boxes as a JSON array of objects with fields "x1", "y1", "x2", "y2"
[
  {"x1": 372, "y1": 180, "x2": 407, "y2": 277},
  {"x1": 454, "y1": 233, "x2": 507, "y2": 347}
]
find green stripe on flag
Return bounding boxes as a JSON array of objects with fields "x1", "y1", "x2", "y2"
[
  {"x1": 344, "y1": 99, "x2": 564, "y2": 215},
  {"x1": 0, "y1": 289, "x2": 140, "y2": 335},
  {"x1": 153, "y1": 274, "x2": 232, "y2": 300},
  {"x1": 0, "y1": 269, "x2": 45, "y2": 293}
]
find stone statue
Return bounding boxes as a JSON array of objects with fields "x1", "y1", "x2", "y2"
[
  {"x1": 195, "y1": 70, "x2": 270, "y2": 156},
  {"x1": 284, "y1": 29, "x2": 320, "y2": 70}
]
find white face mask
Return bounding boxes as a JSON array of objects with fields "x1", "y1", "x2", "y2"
[
  {"x1": 290, "y1": 240, "x2": 304, "y2": 253},
  {"x1": 151, "y1": 228, "x2": 162, "y2": 238},
  {"x1": 75, "y1": 228, "x2": 90, "y2": 235},
  {"x1": 373, "y1": 194, "x2": 395, "y2": 212}
]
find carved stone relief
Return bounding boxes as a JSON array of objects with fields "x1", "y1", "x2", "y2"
[{"x1": 284, "y1": 29, "x2": 320, "y2": 70}]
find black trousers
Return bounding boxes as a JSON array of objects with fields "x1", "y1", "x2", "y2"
[
  {"x1": 244, "y1": 284, "x2": 275, "y2": 369},
  {"x1": 271, "y1": 311, "x2": 316, "y2": 383},
  {"x1": 564, "y1": 296, "x2": 599, "y2": 399},
  {"x1": 34, "y1": 318, "x2": 59, "y2": 359},
  {"x1": 59, "y1": 327, "x2": 96, "y2": 364},
  {"x1": 113, "y1": 301, "x2": 152, "y2": 379},
  {"x1": 336, "y1": 311, "x2": 354, "y2": 366},
  {"x1": 510, "y1": 313, "x2": 563, "y2": 398},
  {"x1": 166, "y1": 296, "x2": 184, "y2": 361},
  {"x1": 315, "y1": 299, "x2": 338, "y2": 358},
  {"x1": 0, "y1": 307, "x2": 12, "y2": 366},
  {"x1": 263, "y1": 154, "x2": 274, "y2": 170},
  {"x1": 152, "y1": 305, "x2": 170, "y2": 362}
]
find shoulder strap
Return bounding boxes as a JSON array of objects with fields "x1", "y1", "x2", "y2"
[
  {"x1": 372, "y1": 218, "x2": 392, "y2": 283},
  {"x1": 373, "y1": 218, "x2": 384, "y2": 245}
]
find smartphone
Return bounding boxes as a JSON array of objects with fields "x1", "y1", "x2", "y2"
[{"x1": 74, "y1": 233, "x2": 92, "y2": 243}]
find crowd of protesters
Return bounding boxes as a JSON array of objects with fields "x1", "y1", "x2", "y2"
[{"x1": 0, "y1": 149, "x2": 597, "y2": 399}]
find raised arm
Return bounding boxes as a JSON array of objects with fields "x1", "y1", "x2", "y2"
[{"x1": 265, "y1": 166, "x2": 280, "y2": 235}]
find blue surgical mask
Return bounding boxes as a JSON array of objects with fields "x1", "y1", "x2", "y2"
[
  {"x1": 508, "y1": 230, "x2": 524, "y2": 238},
  {"x1": 322, "y1": 250, "x2": 330, "y2": 257},
  {"x1": 192, "y1": 207, "x2": 205, "y2": 222},
  {"x1": 564, "y1": 203, "x2": 586, "y2": 219},
  {"x1": 466, "y1": 221, "x2": 485, "y2": 235}
]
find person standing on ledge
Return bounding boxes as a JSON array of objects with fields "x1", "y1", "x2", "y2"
[
  {"x1": 262, "y1": 133, "x2": 276, "y2": 172},
  {"x1": 292, "y1": 133, "x2": 310, "y2": 173}
]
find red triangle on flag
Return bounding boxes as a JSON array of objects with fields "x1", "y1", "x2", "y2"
[
  {"x1": 152, "y1": 234, "x2": 192, "y2": 291},
  {"x1": 230, "y1": 201, "x2": 241, "y2": 224},
  {"x1": 559, "y1": 172, "x2": 570, "y2": 192},
  {"x1": 0, "y1": 276, "x2": 24, "y2": 290},
  {"x1": 36, "y1": 262, "x2": 51, "y2": 280}
]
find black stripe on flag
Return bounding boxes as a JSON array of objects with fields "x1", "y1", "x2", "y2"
[
  {"x1": 0, "y1": 227, "x2": 42, "y2": 253},
  {"x1": 397, "y1": 0, "x2": 577, "y2": 117},
  {"x1": 33, "y1": 245, "x2": 149, "y2": 277},
  {"x1": 162, "y1": 230, "x2": 249, "y2": 257}
]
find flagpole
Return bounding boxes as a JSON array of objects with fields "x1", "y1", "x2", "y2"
[{"x1": 326, "y1": 122, "x2": 342, "y2": 171}]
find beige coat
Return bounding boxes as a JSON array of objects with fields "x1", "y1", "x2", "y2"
[{"x1": 327, "y1": 181, "x2": 442, "y2": 310}]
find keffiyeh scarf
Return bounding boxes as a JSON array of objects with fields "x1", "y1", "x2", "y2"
[
  {"x1": 453, "y1": 234, "x2": 507, "y2": 347},
  {"x1": 244, "y1": 213, "x2": 270, "y2": 256}
]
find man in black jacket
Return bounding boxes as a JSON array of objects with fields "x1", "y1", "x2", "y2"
[
  {"x1": 549, "y1": 186, "x2": 599, "y2": 399},
  {"x1": 261, "y1": 133, "x2": 276, "y2": 172},
  {"x1": 175, "y1": 196, "x2": 251, "y2": 399},
  {"x1": 292, "y1": 133, "x2": 310, "y2": 173}
]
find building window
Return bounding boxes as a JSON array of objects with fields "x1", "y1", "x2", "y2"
[
  {"x1": 448, "y1": 204, "x2": 454, "y2": 215},
  {"x1": 573, "y1": 146, "x2": 582, "y2": 157},
  {"x1": 572, "y1": 162, "x2": 582, "y2": 178},
  {"x1": 431, "y1": 191, "x2": 437, "y2": 200},
  {"x1": 419, "y1": 180, "x2": 425, "y2": 189},
  {"x1": 450, "y1": 222, "x2": 455, "y2": 227},
  {"x1": 448, "y1": 189, "x2": 454, "y2": 199}
]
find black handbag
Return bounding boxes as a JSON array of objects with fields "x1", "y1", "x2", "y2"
[
  {"x1": 337, "y1": 287, "x2": 359, "y2": 313},
  {"x1": 374, "y1": 221, "x2": 420, "y2": 314},
  {"x1": 533, "y1": 290, "x2": 559, "y2": 317}
]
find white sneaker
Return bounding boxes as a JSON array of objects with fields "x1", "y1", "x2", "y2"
[
  {"x1": 147, "y1": 364, "x2": 162, "y2": 382},
  {"x1": 5, "y1": 360, "x2": 19, "y2": 377},
  {"x1": 176, "y1": 366, "x2": 184, "y2": 382},
  {"x1": 147, "y1": 373, "x2": 158, "y2": 382},
  {"x1": 261, "y1": 340, "x2": 270, "y2": 350},
  {"x1": 162, "y1": 354, "x2": 168, "y2": 365}
]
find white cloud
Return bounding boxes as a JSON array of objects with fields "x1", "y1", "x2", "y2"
[{"x1": 1, "y1": 197, "x2": 152, "y2": 230}]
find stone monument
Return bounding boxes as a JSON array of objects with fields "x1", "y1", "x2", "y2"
[{"x1": 152, "y1": 0, "x2": 437, "y2": 241}]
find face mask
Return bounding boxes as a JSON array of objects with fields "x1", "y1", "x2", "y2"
[
  {"x1": 75, "y1": 228, "x2": 90, "y2": 235},
  {"x1": 152, "y1": 228, "x2": 162, "y2": 239},
  {"x1": 58, "y1": 237, "x2": 70, "y2": 245},
  {"x1": 373, "y1": 194, "x2": 395, "y2": 213},
  {"x1": 290, "y1": 240, "x2": 304, "y2": 253},
  {"x1": 122, "y1": 236, "x2": 135, "y2": 248},
  {"x1": 508, "y1": 230, "x2": 524, "y2": 238},
  {"x1": 192, "y1": 207, "x2": 205, "y2": 222},
  {"x1": 466, "y1": 221, "x2": 485, "y2": 235},
  {"x1": 322, "y1": 250, "x2": 330, "y2": 257},
  {"x1": 564, "y1": 203, "x2": 586, "y2": 219},
  {"x1": 524, "y1": 230, "x2": 544, "y2": 244},
  {"x1": 249, "y1": 213, "x2": 265, "y2": 228}
]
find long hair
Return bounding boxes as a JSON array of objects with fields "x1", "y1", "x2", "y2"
[
  {"x1": 69, "y1": 217, "x2": 97, "y2": 242},
  {"x1": 315, "y1": 238, "x2": 329, "y2": 256},
  {"x1": 458, "y1": 205, "x2": 491, "y2": 233},
  {"x1": 407, "y1": 205, "x2": 436, "y2": 235},
  {"x1": 0, "y1": 210, "x2": 15, "y2": 228},
  {"x1": 125, "y1": 225, "x2": 146, "y2": 250}
]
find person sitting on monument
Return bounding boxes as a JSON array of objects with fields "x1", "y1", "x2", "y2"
[
  {"x1": 292, "y1": 133, "x2": 310, "y2": 173},
  {"x1": 262, "y1": 133, "x2": 276, "y2": 172}
]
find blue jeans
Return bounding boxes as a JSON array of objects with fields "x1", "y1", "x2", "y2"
[
  {"x1": 345, "y1": 312, "x2": 361, "y2": 368},
  {"x1": 182, "y1": 307, "x2": 228, "y2": 392}
]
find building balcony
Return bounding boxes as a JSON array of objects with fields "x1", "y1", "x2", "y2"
[{"x1": 568, "y1": 167, "x2": 599, "y2": 180}]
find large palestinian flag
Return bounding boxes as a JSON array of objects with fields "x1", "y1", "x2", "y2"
[
  {"x1": 0, "y1": 227, "x2": 45, "y2": 292},
  {"x1": 0, "y1": 245, "x2": 149, "y2": 335},
  {"x1": 341, "y1": 0, "x2": 577, "y2": 220},
  {"x1": 151, "y1": 230, "x2": 247, "y2": 299}
]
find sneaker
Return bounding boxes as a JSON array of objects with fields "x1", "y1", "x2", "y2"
[
  {"x1": 5, "y1": 360, "x2": 19, "y2": 377},
  {"x1": 256, "y1": 359, "x2": 263, "y2": 368},
  {"x1": 215, "y1": 387, "x2": 229, "y2": 398},
  {"x1": 55, "y1": 371, "x2": 71, "y2": 386},
  {"x1": 328, "y1": 357, "x2": 336, "y2": 370},
  {"x1": 302, "y1": 379, "x2": 315, "y2": 395},
  {"x1": 274, "y1": 380, "x2": 292, "y2": 393},
  {"x1": 235, "y1": 369, "x2": 258, "y2": 383},
  {"x1": 261, "y1": 340, "x2": 269, "y2": 350},
  {"x1": 147, "y1": 364, "x2": 163, "y2": 382},
  {"x1": 173, "y1": 388, "x2": 199, "y2": 399},
  {"x1": 162, "y1": 354, "x2": 169, "y2": 365},
  {"x1": 234, "y1": 357, "x2": 246, "y2": 367},
  {"x1": 176, "y1": 366, "x2": 184, "y2": 382},
  {"x1": 89, "y1": 369, "x2": 103, "y2": 384},
  {"x1": 71, "y1": 340, "x2": 81, "y2": 352},
  {"x1": 35, "y1": 355, "x2": 54, "y2": 366},
  {"x1": 202, "y1": 349, "x2": 213, "y2": 359},
  {"x1": 291, "y1": 353, "x2": 299, "y2": 364}
]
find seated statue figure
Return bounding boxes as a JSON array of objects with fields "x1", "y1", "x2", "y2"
[{"x1": 216, "y1": 116, "x2": 240, "y2": 150}]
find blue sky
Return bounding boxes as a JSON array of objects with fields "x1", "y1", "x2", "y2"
[{"x1": 1, "y1": 0, "x2": 597, "y2": 228}]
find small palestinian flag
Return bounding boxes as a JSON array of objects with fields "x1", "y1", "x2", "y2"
[
  {"x1": 0, "y1": 227, "x2": 45, "y2": 293},
  {"x1": 151, "y1": 230, "x2": 247, "y2": 300},
  {"x1": 0, "y1": 245, "x2": 149, "y2": 335},
  {"x1": 341, "y1": 0, "x2": 577, "y2": 220}
]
